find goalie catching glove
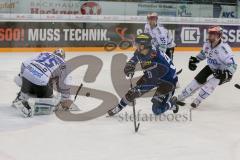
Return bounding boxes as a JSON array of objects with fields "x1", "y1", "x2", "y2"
[
  {"x1": 213, "y1": 69, "x2": 233, "y2": 85},
  {"x1": 58, "y1": 99, "x2": 73, "y2": 110},
  {"x1": 124, "y1": 62, "x2": 135, "y2": 77},
  {"x1": 188, "y1": 56, "x2": 200, "y2": 71}
]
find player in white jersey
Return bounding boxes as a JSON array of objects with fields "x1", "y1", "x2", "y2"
[
  {"x1": 13, "y1": 48, "x2": 72, "y2": 117},
  {"x1": 144, "y1": 12, "x2": 176, "y2": 59},
  {"x1": 177, "y1": 26, "x2": 237, "y2": 108}
]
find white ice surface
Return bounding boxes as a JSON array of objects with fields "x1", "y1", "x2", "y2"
[{"x1": 0, "y1": 52, "x2": 240, "y2": 160}]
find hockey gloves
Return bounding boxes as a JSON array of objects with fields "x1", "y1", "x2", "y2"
[
  {"x1": 189, "y1": 56, "x2": 200, "y2": 71},
  {"x1": 60, "y1": 99, "x2": 73, "y2": 110},
  {"x1": 124, "y1": 62, "x2": 135, "y2": 77},
  {"x1": 213, "y1": 69, "x2": 233, "y2": 85}
]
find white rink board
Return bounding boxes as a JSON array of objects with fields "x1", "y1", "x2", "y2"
[{"x1": 0, "y1": 52, "x2": 240, "y2": 160}]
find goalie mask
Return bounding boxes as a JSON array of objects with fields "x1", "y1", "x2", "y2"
[{"x1": 53, "y1": 48, "x2": 65, "y2": 60}]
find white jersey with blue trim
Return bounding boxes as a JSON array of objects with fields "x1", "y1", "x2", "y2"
[
  {"x1": 196, "y1": 40, "x2": 237, "y2": 74},
  {"x1": 144, "y1": 23, "x2": 175, "y2": 52},
  {"x1": 22, "y1": 52, "x2": 65, "y2": 86},
  {"x1": 166, "y1": 30, "x2": 176, "y2": 48},
  {"x1": 21, "y1": 52, "x2": 70, "y2": 100}
]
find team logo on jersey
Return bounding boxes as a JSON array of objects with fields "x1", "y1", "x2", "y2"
[
  {"x1": 181, "y1": 27, "x2": 200, "y2": 44},
  {"x1": 207, "y1": 58, "x2": 220, "y2": 65},
  {"x1": 141, "y1": 61, "x2": 152, "y2": 70}
]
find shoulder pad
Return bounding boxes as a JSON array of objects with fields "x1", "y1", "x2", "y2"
[
  {"x1": 157, "y1": 25, "x2": 167, "y2": 32},
  {"x1": 157, "y1": 23, "x2": 164, "y2": 27}
]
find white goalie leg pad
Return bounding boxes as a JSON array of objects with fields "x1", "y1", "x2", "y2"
[
  {"x1": 194, "y1": 77, "x2": 220, "y2": 103},
  {"x1": 178, "y1": 79, "x2": 202, "y2": 101},
  {"x1": 14, "y1": 74, "x2": 22, "y2": 87},
  {"x1": 28, "y1": 98, "x2": 59, "y2": 115},
  {"x1": 12, "y1": 92, "x2": 30, "y2": 108},
  {"x1": 12, "y1": 92, "x2": 34, "y2": 117},
  {"x1": 13, "y1": 100, "x2": 34, "y2": 118}
]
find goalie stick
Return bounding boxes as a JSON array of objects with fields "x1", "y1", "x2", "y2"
[
  {"x1": 60, "y1": 83, "x2": 83, "y2": 111},
  {"x1": 74, "y1": 83, "x2": 83, "y2": 101},
  {"x1": 56, "y1": 82, "x2": 83, "y2": 111}
]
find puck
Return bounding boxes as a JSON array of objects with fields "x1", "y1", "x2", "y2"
[
  {"x1": 86, "y1": 92, "x2": 90, "y2": 97},
  {"x1": 234, "y1": 84, "x2": 240, "y2": 89}
]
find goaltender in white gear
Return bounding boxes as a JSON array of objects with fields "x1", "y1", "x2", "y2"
[
  {"x1": 178, "y1": 26, "x2": 237, "y2": 108},
  {"x1": 13, "y1": 48, "x2": 72, "y2": 117}
]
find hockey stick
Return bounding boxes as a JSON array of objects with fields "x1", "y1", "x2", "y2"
[
  {"x1": 234, "y1": 84, "x2": 240, "y2": 89},
  {"x1": 74, "y1": 83, "x2": 83, "y2": 101},
  {"x1": 55, "y1": 83, "x2": 83, "y2": 111},
  {"x1": 176, "y1": 69, "x2": 183, "y2": 75},
  {"x1": 176, "y1": 100, "x2": 186, "y2": 106},
  {"x1": 60, "y1": 83, "x2": 83, "y2": 111},
  {"x1": 129, "y1": 75, "x2": 140, "y2": 133}
]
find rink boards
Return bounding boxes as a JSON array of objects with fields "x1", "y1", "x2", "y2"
[{"x1": 0, "y1": 47, "x2": 240, "y2": 53}]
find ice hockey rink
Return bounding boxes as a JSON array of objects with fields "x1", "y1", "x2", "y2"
[{"x1": 0, "y1": 51, "x2": 240, "y2": 160}]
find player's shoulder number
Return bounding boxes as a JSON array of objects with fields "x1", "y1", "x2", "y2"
[{"x1": 36, "y1": 53, "x2": 63, "y2": 68}]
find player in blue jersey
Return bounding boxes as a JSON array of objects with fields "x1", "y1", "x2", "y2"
[
  {"x1": 13, "y1": 49, "x2": 72, "y2": 117},
  {"x1": 108, "y1": 33, "x2": 179, "y2": 116}
]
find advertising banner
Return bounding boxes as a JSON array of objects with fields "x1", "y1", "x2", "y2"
[
  {"x1": 0, "y1": 0, "x2": 122, "y2": 15},
  {"x1": 177, "y1": 4, "x2": 213, "y2": 17},
  {"x1": 0, "y1": 0, "x2": 19, "y2": 13},
  {"x1": 213, "y1": 5, "x2": 237, "y2": 18},
  {"x1": 0, "y1": 0, "x2": 216, "y2": 18},
  {"x1": 137, "y1": 3, "x2": 177, "y2": 16},
  {"x1": 0, "y1": 22, "x2": 240, "y2": 49}
]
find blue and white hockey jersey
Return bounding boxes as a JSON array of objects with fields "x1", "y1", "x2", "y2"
[
  {"x1": 196, "y1": 40, "x2": 237, "y2": 74},
  {"x1": 21, "y1": 52, "x2": 70, "y2": 100},
  {"x1": 129, "y1": 49, "x2": 177, "y2": 84}
]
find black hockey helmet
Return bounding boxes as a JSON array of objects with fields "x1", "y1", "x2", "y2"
[{"x1": 135, "y1": 33, "x2": 152, "y2": 49}]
